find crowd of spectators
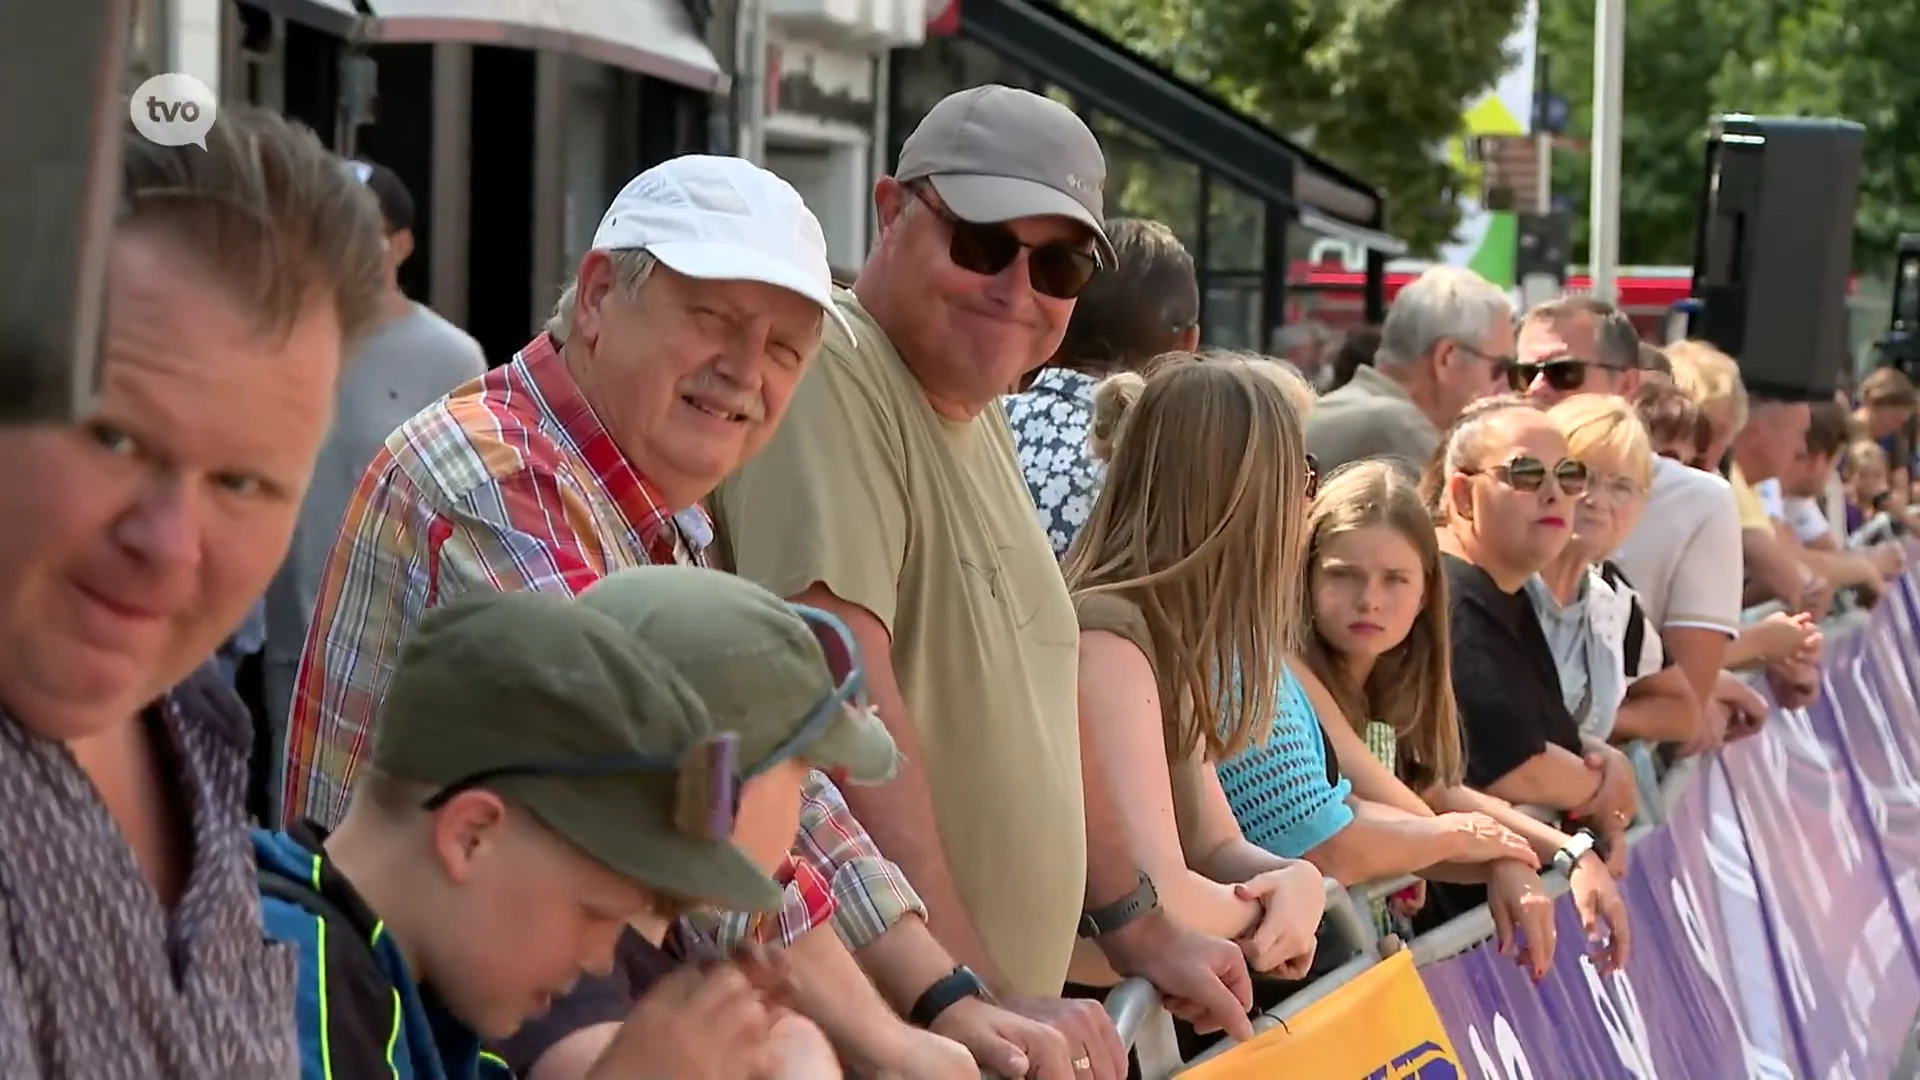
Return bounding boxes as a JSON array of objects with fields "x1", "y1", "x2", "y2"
[{"x1": 2, "y1": 78, "x2": 1912, "y2": 1080}]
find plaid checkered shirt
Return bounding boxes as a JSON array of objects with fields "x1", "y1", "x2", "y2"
[{"x1": 281, "y1": 332, "x2": 924, "y2": 949}]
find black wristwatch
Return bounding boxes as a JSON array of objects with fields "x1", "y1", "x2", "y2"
[
  {"x1": 1552, "y1": 828, "x2": 1599, "y2": 875},
  {"x1": 909, "y1": 965, "x2": 990, "y2": 1028},
  {"x1": 1077, "y1": 871, "x2": 1159, "y2": 938}
]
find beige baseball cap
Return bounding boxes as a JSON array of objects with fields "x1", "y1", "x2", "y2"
[{"x1": 895, "y1": 85, "x2": 1116, "y2": 268}]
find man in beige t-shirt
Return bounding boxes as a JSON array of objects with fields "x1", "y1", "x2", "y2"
[{"x1": 713, "y1": 85, "x2": 1256, "y2": 1071}]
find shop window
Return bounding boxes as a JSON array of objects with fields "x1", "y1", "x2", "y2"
[{"x1": 1092, "y1": 111, "x2": 1199, "y2": 254}]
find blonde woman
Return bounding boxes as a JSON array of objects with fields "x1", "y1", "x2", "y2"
[
  {"x1": 1066, "y1": 354, "x2": 1327, "y2": 993},
  {"x1": 1535, "y1": 396, "x2": 1699, "y2": 748}
]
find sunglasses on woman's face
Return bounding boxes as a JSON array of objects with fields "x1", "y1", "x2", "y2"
[
  {"x1": 1465, "y1": 454, "x2": 1590, "y2": 496},
  {"x1": 909, "y1": 185, "x2": 1103, "y2": 300},
  {"x1": 1505, "y1": 357, "x2": 1623, "y2": 394}
]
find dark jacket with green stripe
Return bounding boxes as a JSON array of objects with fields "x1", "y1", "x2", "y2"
[{"x1": 254, "y1": 824, "x2": 515, "y2": 1080}]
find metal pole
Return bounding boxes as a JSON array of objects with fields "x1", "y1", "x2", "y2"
[
  {"x1": 1589, "y1": 0, "x2": 1625, "y2": 301},
  {"x1": 734, "y1": 0, "x2": 770, "y2": 163},
  {"x1": 1535, "y1": 51, "x2": 1552, "y2": 214}
]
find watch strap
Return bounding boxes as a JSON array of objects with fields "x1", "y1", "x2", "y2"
[
  {"x1": 909, "y1": 966, "x2": 988, "y2": 1028},
  {"x1": 1552, "y1": 828, "x2": 1598, "y2": 875},
  {"x1": 1077, "y1": 871, "x2": 1158, "y2": 938}
]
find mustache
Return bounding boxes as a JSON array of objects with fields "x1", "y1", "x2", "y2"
[{"x1": 679, "y1": 370, "x2": 764, "y2": 422}]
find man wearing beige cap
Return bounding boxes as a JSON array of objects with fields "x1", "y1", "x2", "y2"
[{"x1": 714, "y1": 85, "x2": 1258, "y2": 1078}]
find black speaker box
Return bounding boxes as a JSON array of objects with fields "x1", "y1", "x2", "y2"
[{"x1": 1688, "y1": 114, "x2": 1864, "y2": 402}]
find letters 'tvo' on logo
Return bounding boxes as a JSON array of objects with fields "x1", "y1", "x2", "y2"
[{"x1": 130, "y1": 73, "x2": 219, "y2": 150}]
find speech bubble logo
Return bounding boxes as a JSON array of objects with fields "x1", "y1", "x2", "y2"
[{"x1": 129, "y1": 73, "x2": 219, "y2": 150}]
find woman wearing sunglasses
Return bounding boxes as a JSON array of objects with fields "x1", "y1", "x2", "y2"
[
  {"x1": 1415, "y1": 397, "x2": 1634, "y2": 968},
  {"x1": 1065, "y1": 356, "x2": 1328, "y2": 999}
]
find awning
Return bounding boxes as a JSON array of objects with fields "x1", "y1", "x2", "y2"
[
  {"x1": 360, "y1": 0, "x2": 726, "y2": 93},
  {"x1": 949, "y1": 0, "x2": 1388, "y2": 234},
  {"x1": 242, "y1": 0, "x2": 361, "y2": 37},
  {"x1": 1297, "y1": 207, "x2": 1407, "y2": 257}
]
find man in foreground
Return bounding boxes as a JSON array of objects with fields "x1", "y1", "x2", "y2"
[{"x1": 0, "y1": 108, "x2": 387, "y2": 1076}]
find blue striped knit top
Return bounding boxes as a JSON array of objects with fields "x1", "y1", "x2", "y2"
[{"x1": 1217, "y1": 664, "x2": 1354, "y2": 858}]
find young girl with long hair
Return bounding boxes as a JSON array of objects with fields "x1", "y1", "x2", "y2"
[
  {"x1": 1064, "y1": 354, "x2": 1328, "y2": 988},
  {"x1": 1316, "y1": 454, "x2": 1633, "y2": 973}
]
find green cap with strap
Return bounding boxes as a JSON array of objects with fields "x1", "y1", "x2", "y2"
[
  {"x1": 579, "y1": 565, "x2": 901, "y2": 783},
  {"x1": 370, "y1": 589, "x2": 785, "y2": 912}
]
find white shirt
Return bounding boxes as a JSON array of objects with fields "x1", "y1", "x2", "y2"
[
  {"x1": 1753, "y1": 477, "x2": 1787, "y2": 523},
  {"x1": 1615, "y1": 456, "x2": 1745, "y2": 637},
  {"x1": 1782, "y1": 496, "x2": 1834, "y2": 545}
]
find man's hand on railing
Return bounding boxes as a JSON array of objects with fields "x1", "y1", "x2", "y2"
[
  {"x1": 988, "y1": 995, "x2": 1125, "y2": 1080},
  {"x1": 1486, "y1": 860, "x2": 1555, "y2": 981},
  {"x1": 1764, "y1": 650, "x2": 1820, "y2": 713},
  {"x1": 1573, "y1": 743, "x2": 1638, "y2": 874},
  {"x1": 926, "y1": 997, "x2": 1072, "y2": 1080},
  {"x1": 1096, "y1": 912, "x2": 1257, "y2": 1043},
  {"x1": 1228, "y1": 862, "x2": 1324, "y2": 978},
  {"x1": 1567, "y1": 851, "x2": 1631, "y2": 974}
]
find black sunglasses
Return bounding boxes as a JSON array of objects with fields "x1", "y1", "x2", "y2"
[
  {"x1": 421, "y1": 606, "x2": 869, "y2": 839},
  {"x1": 1462, "y1": 454, "x2": 1589, "y2": 496},
  {"x1": 1505, "y1": 357, "x2": 1625, "y2": 394},
  {"x1": 909, "y1": 185, "x2": 1103, "y2": 300}
]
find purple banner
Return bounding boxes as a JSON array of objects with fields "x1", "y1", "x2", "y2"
[{"x1": 1421, "y1": 571, "x2": 1920, "y2": 1080}]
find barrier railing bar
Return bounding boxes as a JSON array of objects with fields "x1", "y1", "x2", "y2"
[
  {"x1": 1322, "y1": 874, "x2": 1376, "y2": 957},
  {"x1": 1351, "y1": 873, "x2": 1421, "y2": 906}
]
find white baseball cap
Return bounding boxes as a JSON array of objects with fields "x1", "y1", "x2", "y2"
[{"x1": 592, "y1": 155, "x2": 853, "y2": 343}]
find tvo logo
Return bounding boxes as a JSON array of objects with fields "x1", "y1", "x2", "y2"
[{"x1": 130, "y1": 73, "x2": 219, "y2": 149}]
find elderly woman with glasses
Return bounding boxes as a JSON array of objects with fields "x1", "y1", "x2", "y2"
[{"x1": 1533, "y1": 398, "x2": 1701, "y2": 762}]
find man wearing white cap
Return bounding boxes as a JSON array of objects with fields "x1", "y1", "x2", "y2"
[
  {"x1": 280, "y1": 156, "x2": 1044, "y2": 1079},
  {"x1": 715, "y1": 86, "x2": 1261, "y2": 1079}
]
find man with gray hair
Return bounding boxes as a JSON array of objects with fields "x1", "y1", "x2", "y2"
[{"x1": 1306, "y1": 265, "x2": 1515, "y2": 475}]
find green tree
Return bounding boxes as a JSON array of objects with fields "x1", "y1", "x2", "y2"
[
  {"x1": 1539, "y1": 0, "x2": 1919, "y2": 269},
  {"x1": 1061, "y1": 0, "x2": 1528, "y2": 257}
]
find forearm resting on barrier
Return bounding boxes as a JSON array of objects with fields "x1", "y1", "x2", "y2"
[
  {"x1": 1306, "y1": 800, "x2": 1474, "y2": 886},
  {"x1": 1430, "y1": 786, "x2": 1575, "y2": 864},
  {"x1": 1609, "y1": 665, "x2": 1701, "y2": 745},
  {"x1": 1483, "y1": 745, "x2": 1599, "y2": 812}
]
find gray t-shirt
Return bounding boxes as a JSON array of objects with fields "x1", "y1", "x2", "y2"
[{"x1": 261, "y1": 304, "x2": 485, "y2": 774}]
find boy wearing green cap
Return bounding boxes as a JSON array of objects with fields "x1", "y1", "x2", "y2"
[
  {"x1": 506, "y1": 566, "x2": 996, "y2": 1080},
  {"x1": 254, "y1": 588, "x2": 831, "y2": 1079}
]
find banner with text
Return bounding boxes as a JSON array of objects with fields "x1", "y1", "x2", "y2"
[
  {"x1": 1185, "y1": 952, "x2": 1465, "y2": 1080},
  {"x1": 1421, "y1": 574, "x2": 1920, "y2": 1080}
]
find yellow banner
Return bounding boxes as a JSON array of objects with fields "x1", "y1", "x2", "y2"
[{"x1": 1183, "y1": 952, "x2": 1464, "y2": 1080}]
